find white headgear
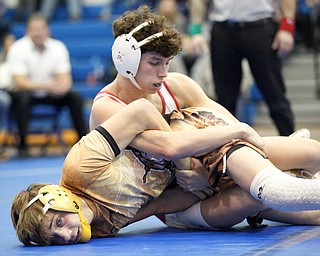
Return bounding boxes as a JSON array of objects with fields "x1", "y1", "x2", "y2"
[{"x1": 111, "y1": 21, "x2": 164, "y2": 90}]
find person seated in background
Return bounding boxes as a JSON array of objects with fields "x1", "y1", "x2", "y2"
[
  {"x1": 0, "y1": 32, "x2": 16, "y2": 157},
  {"x1": 7, "y1": 13, "x2": 88, "y2": 157},
  {"x1": 0, "y1": 90, "x2": 11, "y2": 156}
]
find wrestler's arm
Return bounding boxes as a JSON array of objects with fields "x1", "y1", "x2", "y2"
[
  {"x1": 130, "y1": 188, "x2": 200, "y2": 224},
  {"x1": 166, "y1": 72, "x2": 240, "y2": 123},
  {"x1": 93, "y1": 96, "x2": 266, "y2": 160},
  {"x1": 133, "y1": 121, "x2": 266, "y2": 160}
]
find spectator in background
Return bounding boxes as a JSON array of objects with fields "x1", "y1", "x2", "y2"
[
  {"x1": 7, "y1": 13, "x2": 87, "y2": 157},
  {"x1": 14, "y1": 0, "x2": 40, "y2": 22},
  {"x1": 40, "y1": 0, "x2": 82, "y2": 22},
  {"x1": 296, "y1": 0, "x2": 320, "y2": 50},
  {"x1": 157, "y1": 0, "x2": 192, "y2": 75},
  {"x1": 0, "y1": 0, "x2": 13, "y2": 37},
  {"x1": 99, "y1": 0, "x2": 118, "y2": 20},
  {"x1": 0, "y1": 90, "x2": 10, "y2": 156},
  {"x1": 100, "y1": 0, "x2": 156, "y2": 20},
  {"x1": 158, "y1": 0, "x2": 215, "y2": 98},
  {"x1": 0, "y1": 32, "x2": 16, "y2": 157},
  {"x1": 188, "y1": 0, "x2": 296, "y2": 136}
]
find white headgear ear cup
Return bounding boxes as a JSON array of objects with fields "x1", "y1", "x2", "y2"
[
  {"x1": 112, "y1": 34, "x2": 142, "y2": 78},
  {"x1": 111, "y1": 21, "x2": 165, "y2": 79}
]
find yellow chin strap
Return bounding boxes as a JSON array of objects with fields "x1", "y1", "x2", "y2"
[
  {"x1": 27, "y1": 185, "x2": 91, "y2": 243},
  {"x1": 77, "y1": 208, "x2": 91, "y2": 243}
]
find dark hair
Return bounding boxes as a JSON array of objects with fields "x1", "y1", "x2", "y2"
[
  {"x1": 27, "y1": 12, "x2": 49, "y2": 27},
  {"x1": 112, "y1": 5, "x2": 182, "y2": 57}
]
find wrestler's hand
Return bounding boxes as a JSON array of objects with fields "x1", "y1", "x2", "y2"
[
  {"x1": 238, "y1": 122, "x2": 268, "y2": 155},
  {"x1": 175, "y1": 157, "x2": 209, "y2": 191}
]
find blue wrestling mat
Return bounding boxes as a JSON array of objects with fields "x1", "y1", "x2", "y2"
[{"x1": 1, "y1": 157, "x2": 320, "y2": 256}]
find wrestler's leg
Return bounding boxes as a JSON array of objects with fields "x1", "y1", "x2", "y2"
[
  {"x1": 200, "y1": 185, "x2": 267, "y2": 229},
  {"x1": 202, "y1": 188, "x2": 320, "y2": 228},
  {"x1": 165, "y1": 186, "x2": 320, "y2": 230},
  {"x1": 263, "y1": 136, "x2": 320, "y2": 175},
  {"x1": 226, "y1": 146, "x2": 320, "y2": 212},
  {"x1": 201, "y1": 138, "x2": 320, "y2": 226},
  {"x1": 249, "y1": 136, "x2": 320, "y2": 225},
  {"x1": 260, "y1": 209, "x2": 320, "y2": 225}
]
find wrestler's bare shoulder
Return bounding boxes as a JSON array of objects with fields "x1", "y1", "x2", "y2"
[{"x1": 166, "y1": 72, "x2": 193, "y2": 85}]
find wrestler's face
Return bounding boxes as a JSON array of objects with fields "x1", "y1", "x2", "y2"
[
  {"x1": 135, "y1": 52, "x2": 173, "y2": 93},
  {"x1": 44, "y1": 210, "x2": 82, "y2": 245}
]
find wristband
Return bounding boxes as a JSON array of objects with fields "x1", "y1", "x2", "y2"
[
  {"x1": 279, "y1": 17, "x2": 295, "y2": 34},
  {"x1": 188, "y1": 23, "x2": 202, "y2": 36}
]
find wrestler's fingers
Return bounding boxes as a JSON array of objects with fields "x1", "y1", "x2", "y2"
[
  {"x1": 240, "y1": 123, "x2": 268, "y2": 155},
  {"x1": 250, "y1": 137, "x2": 268, "y2": 156}
]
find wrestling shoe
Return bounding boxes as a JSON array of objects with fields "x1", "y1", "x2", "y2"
[{"x1": 289, "y1": 128, "x2": 310, "y2": 139}]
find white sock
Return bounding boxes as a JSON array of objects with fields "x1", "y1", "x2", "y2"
[{"x1": 250, "y1": 167, "x2": 320, "y2": 212}]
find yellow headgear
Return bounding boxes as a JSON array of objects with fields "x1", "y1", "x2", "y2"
[{"x1": 26, "y1": 185, "x2": 91, "y2": 243}]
